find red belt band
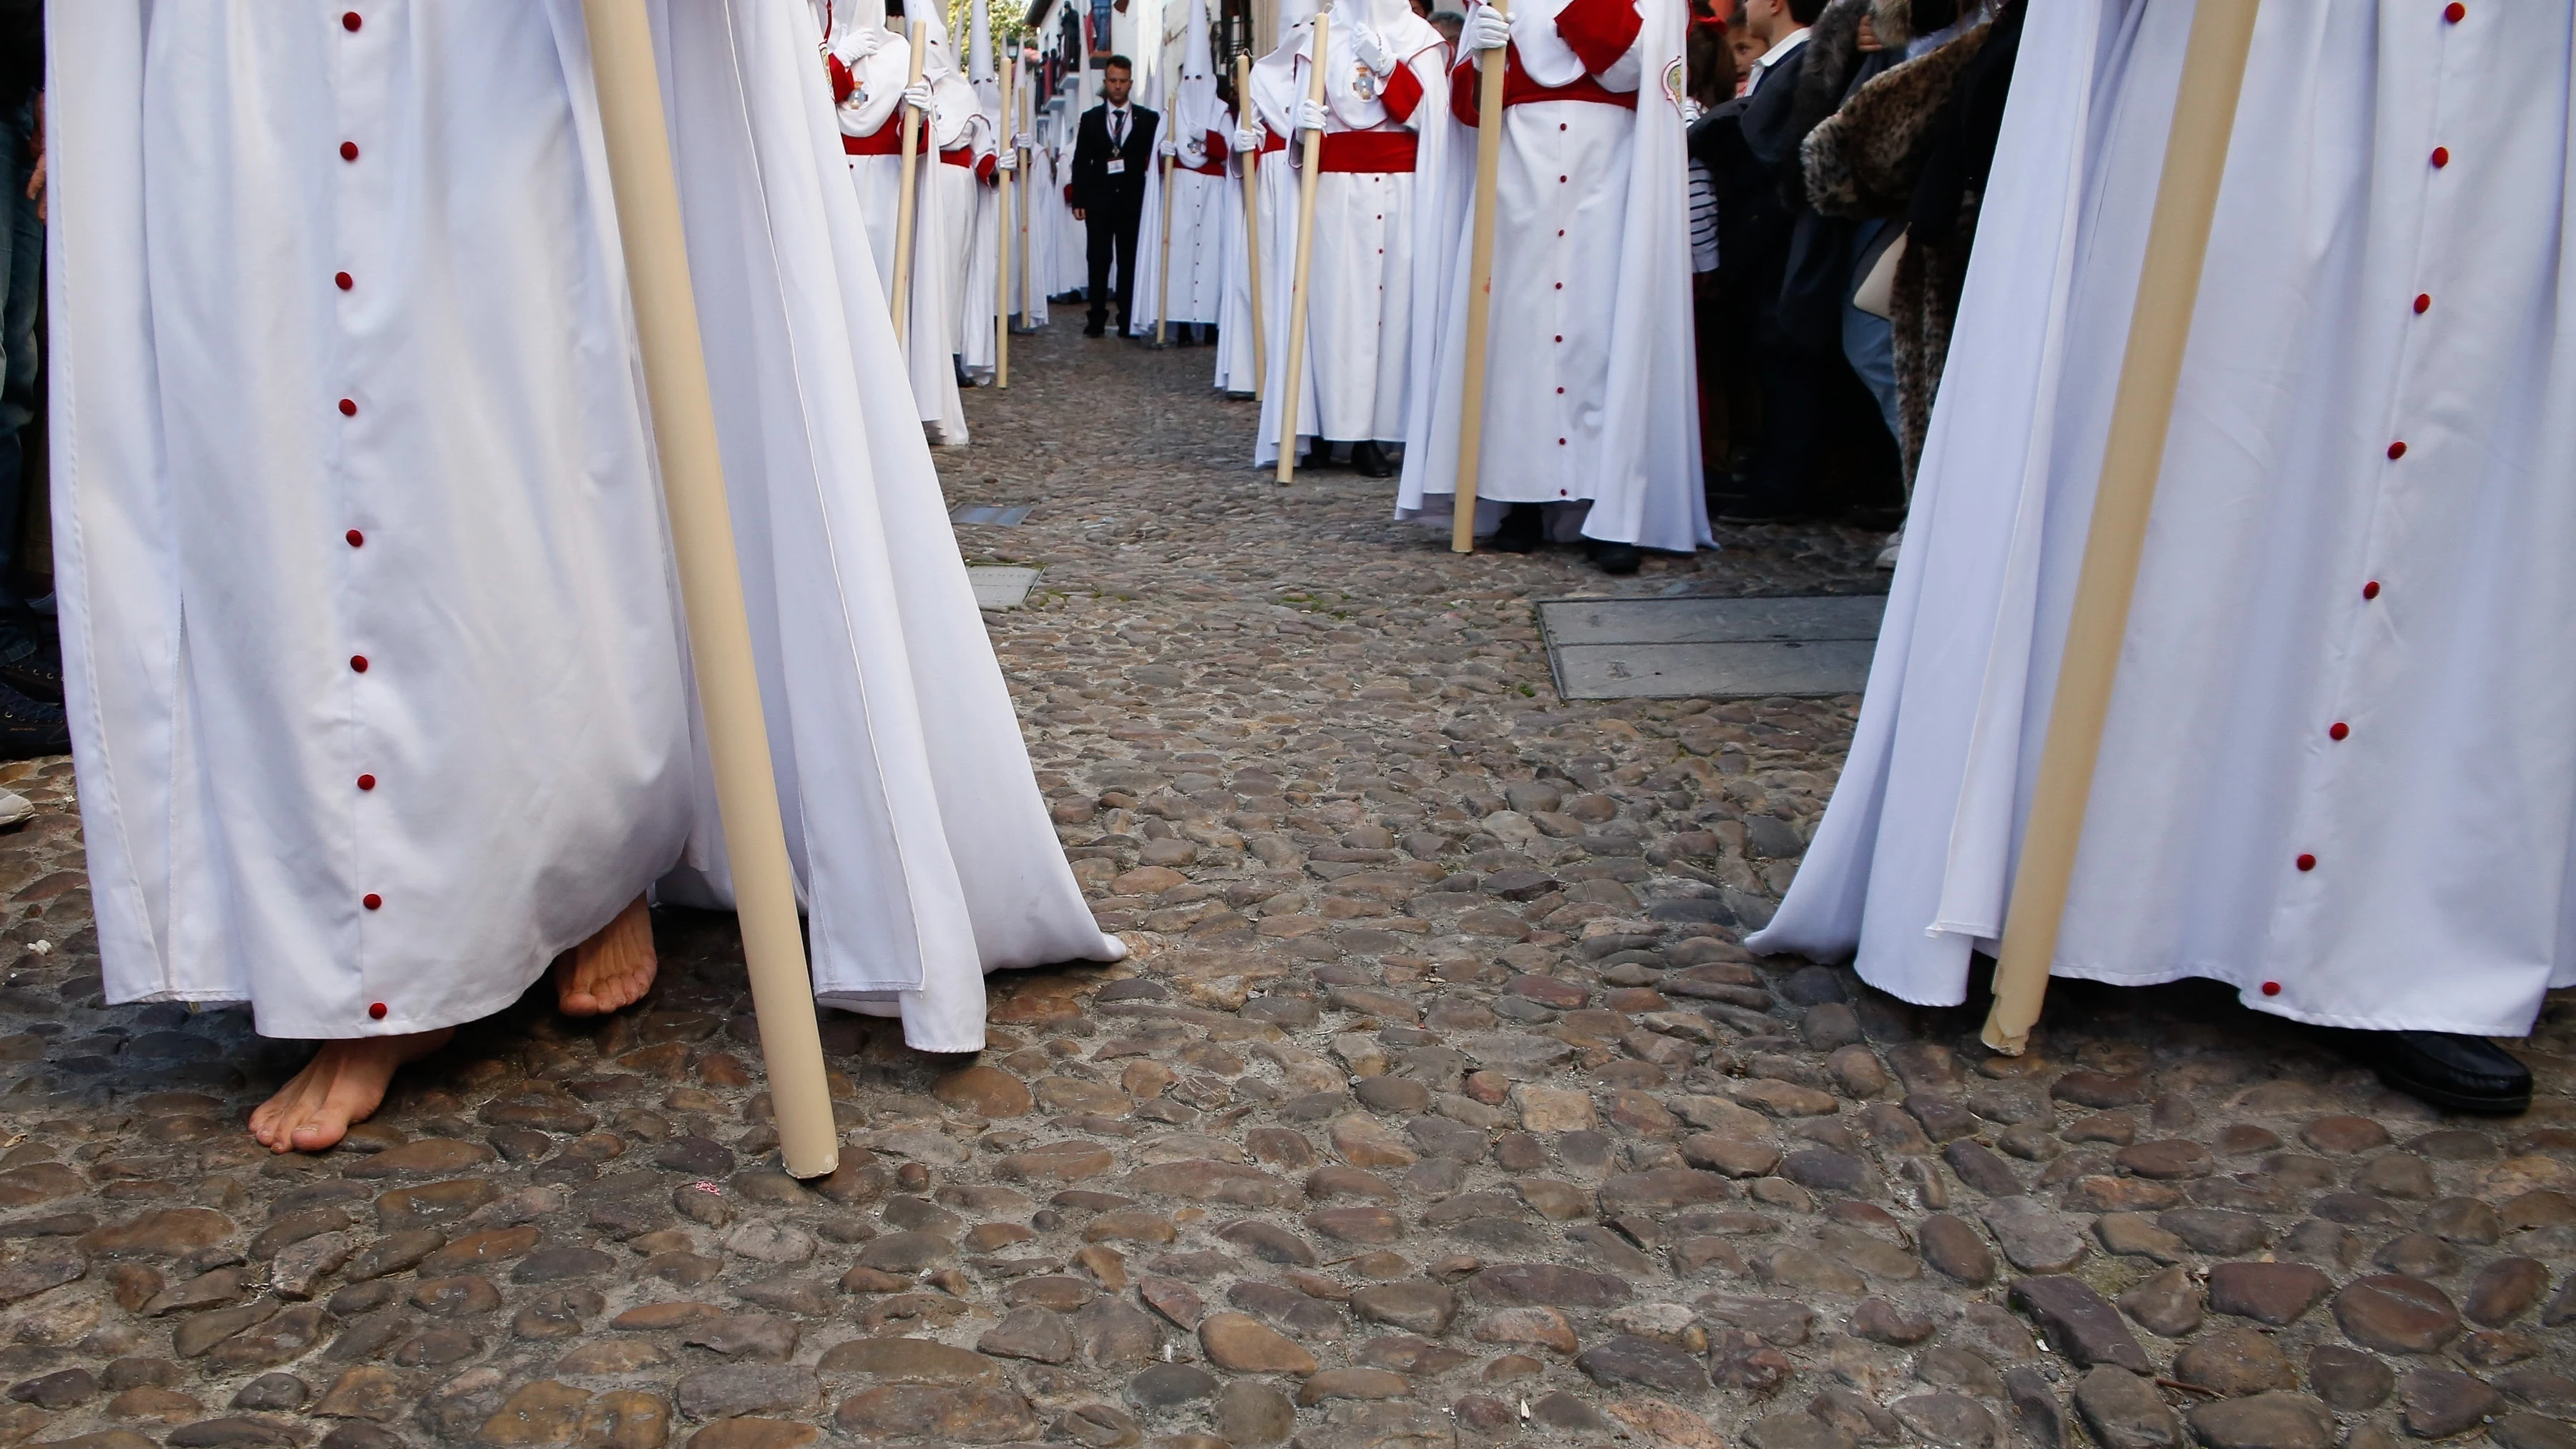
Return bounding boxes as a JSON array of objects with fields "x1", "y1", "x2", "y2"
[
  {"x1": 1506, "y1": 75, "x2": 1640, "y2": 110},
  {"x1": 843, "y1": 127, "x2": 929, "y2": 157},
  {"x1": 1317, "y1": 129, "x2": 1418, "y2": 173}
]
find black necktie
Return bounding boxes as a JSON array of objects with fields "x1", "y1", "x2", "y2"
[{"x1": 1111, "y1": 110, "x2": 1125, "y2": 150}]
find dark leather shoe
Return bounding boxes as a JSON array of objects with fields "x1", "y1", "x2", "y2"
[
  {"x1": 1083, "y1": 318, "x2": 1106, "y2": 337},
  {"x1": 1586, "y1": 540, "x2": 1644, "y2": 575},
  {"x1": 1300, "y1": 444, "x2": 1336, "y2": 472},
  {"x1": 1490, "y1": 503, "x2": 1544, "y2": 553},
  {"x1": 2344, "y1": 1030, "x2": 2532, "y2": 1115},
  {"x1": 1351, "y1": 441, "x2": 1392, "y2": 478},
  {"x1": 1714, "y1": 489, "x2": 1815, "y2": 524},
  {"x1": 0, "y1": 618, "x2": 61, "y2": 705},
  {"x1": 0, "y1": 681, "x2": 67, "y2": 761}
]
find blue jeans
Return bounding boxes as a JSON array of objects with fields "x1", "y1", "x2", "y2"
[{"x1": 1843, "y1": 220, "x2": 1903, "y2": 448}]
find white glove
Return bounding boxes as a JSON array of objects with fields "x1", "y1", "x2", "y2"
[
  {"x1": 1297, "y1": 97, "x2": 1329, "y2": 135},
  {"x1": 1232, "y1": 126, "x2": 1263, "y2": 154},
  {"x1": 1679, "y1": 97, "x2": 1704, "y2": 125},
  {"x1": 900, "y1": 82, "x2": 934, "y2": 115},
  {"x1": 1462, "y1": 4, "x2": 1511, "y2": 54},
  {"x1": 1157, "y1": 132, "x2": 1180, "y2": 159},
  {"x1": 1013, "y1": 132, "x2": 1035, "y2": 151},
  {"x1": 996, "y1": 148, "x2": 1018, "y2": 172},
  {"x1": 1181, "y1": 140, "x2": 1208, "y2": 167},
  {"x1": 1347, "y1": 21, "x2": 1396, "y2": 77},
  {"x1": 830, "y1": 25, "x2": 884, "y2": 64}
]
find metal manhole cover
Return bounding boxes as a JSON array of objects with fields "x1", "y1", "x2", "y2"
[{"x1": 1536, "y1": 594, "x2": 1885, "y2": 700}]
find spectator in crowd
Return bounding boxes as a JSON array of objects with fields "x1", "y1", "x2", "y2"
[
  {"x1": 0, "y1": 0, "x2": 58, "y2": 758},
  {"x1": 1685, "y1": 14, "x2": 1737, "y2": 479},
  {"x1": 1698, "y1": 0, "x2": 1822, "y2": 523},
  {"x1": 1802, "y1": 0, "x2": 2021, "y2": 564},
  {"x1": 1429, "y1": 9, "x2": 1464, "y2": 45}
]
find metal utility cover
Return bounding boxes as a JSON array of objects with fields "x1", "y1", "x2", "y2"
[
  {"x1": 967, "y1": 566, "x2": 1041, "y2": 610},
  {"x1": 951, "y1": 503, "x2": 1035, "y2": 527},
  {"x1": 1538, "y1": 594, "x2": 1886, "y2": 700}
]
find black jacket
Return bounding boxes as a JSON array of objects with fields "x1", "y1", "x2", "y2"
[{"x1": 1070, "y1": 102, "x2": 1159, "y2": 219}]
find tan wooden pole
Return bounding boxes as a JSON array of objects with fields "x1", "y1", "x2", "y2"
[
  {"x1": 1273, "y1": 9, "x2": 1329, "y2": 484},
  {"x1": 997, "y1": 57, "x2": 1016, "y2": 387},
  {"x1": 1155, "y1": 147, "x2": 1179, "y2": 344},
  {"x1": 1448, "y1": 0, "x2": 1511, "y2": 554},
  {"x1": 576, "y1": 0, "x2": 839, "y2": 1179},
  {"x1": 1236, "y1": 51, "x2": 1267, "y2": 399},
  {"x1": 888, "y1": 18, "x2": 932, "y2": 358},
  {"x1": 1984, "y1": 0, "x2": 2261, "y2": 1057},
  {"x1": 1018, "y1": 63, "x2": 1035, "y2": 336}
]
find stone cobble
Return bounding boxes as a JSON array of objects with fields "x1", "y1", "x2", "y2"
[{"x1": 0, "y1": 325, "x2": 2562, "y2": 1449}]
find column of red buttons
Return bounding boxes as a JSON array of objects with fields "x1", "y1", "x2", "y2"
[
  {"x1": 1543, "y1": 112, "x2": 1568, "y2": 495},
  {"x1": 2268, "y1": 1, "x2": 2467, "y2": 1000},
  {"x1": 338, "y1": 9, "x2": 391, "y2": 1025}
]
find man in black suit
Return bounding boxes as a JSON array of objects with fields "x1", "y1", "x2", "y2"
[{"x1": 1069, "y1": 55, "x2": 1158, "y2": 337}]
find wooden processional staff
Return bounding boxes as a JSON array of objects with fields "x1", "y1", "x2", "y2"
[
  {"x1": 1984, "y1": 0, "x2": 2261, "y2": 1055},
  {"x1": 997, "y1": 57, "x2": 1016, "y2": 387},
  {"x1": 575, "y1": 0, "x2": 839, "y2": 1179},
  {"x1": 1273, "y1": 8, "x2": 1330, "y2": 484},
  {"x1": 888, "y1": 16, "x2": 932, "y2": 358},
  {"x1": 1236, "y1": 50, "x2": 1267, "y2": 399},
  {"x1": 1448, "y1": 0, "x2": 1511, "y2": 552},
  {"x1": 1018, "y1": 67, "x2": 1036, "y2": 338},
  {"x1": 1155, "y1": 135, "x2": 1179, "y2": 346}
]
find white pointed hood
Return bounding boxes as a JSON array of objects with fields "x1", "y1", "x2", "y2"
[
  {"x1": 1172, "y1": 0, "x2": 1226, "y2": 145},
  {"x1": 968, "y1": 0, "x2": 996, "y2": 83},
  {"x1": 1249, "y1": 0, "x2": 1322, "y2": 138}
]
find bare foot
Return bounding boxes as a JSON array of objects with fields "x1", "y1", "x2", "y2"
[
  {"x1": 248, "y1": 1029, "x2": 454, "y2": 1153},
  {"x1": 555, "y1": 894, "x2": 657, "y2": 1017}
]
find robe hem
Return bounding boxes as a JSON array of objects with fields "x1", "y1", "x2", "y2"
[{"x1": 1835, "y1": 954, "x2": 2547, "y2": 1038}]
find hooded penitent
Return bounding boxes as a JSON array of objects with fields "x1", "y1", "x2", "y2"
[
  {"x1": 1395, "y1": 0, "x2": 1707, "y2": 552},
  {"x1": 1251, "y1": 0, "x2": 1455, "y2": 463},
  {"x1": 1752, "y1": 0, "x2": 2576, "y2": 1043},
  {"x1": 1131, "y1": 0, "x2": 1240, "y2": 336},
  {"x1": 826, "y1": 0, "x2": 971, "y2": 441},
  {"x1": 51, "y1": 0, "x2": 1122, "y2": 1052}
]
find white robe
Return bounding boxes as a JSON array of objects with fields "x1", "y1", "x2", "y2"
[
  {"x1": 1130, "y1": 142, "x2": 1236, "y2": 333},
  {"x1": 1750, "y1": 0, "x2": 2576, "y2": 1038},
  {"x1": 53, "y1": 0, "x2": 1121, "y2": 1051},
  {"x1": 833, "y1": 19, "x2": 972, "y2": 443},
  {"x1": 952, "y1": 87, "x2": 1001, "y2": 379},
  {"x1": 1395, "y1": 0, "x2": 1706, "y2": 552},
  {"x1": 1212, "y1": 140, "x2": 1272, "y2": 396},
  {"x1": 1254, "y1": 26, "x2": 1451, "y2": 459}
]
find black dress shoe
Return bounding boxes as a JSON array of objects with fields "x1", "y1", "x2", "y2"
[
  {"x1": 1586, "y1": 540, "x2": 1643, "y2": 575},
  {"x1": 0, "y1": 618, "x2": 61, "y2": 705},
  {"x1": 1350, "y1": 441, "x2": 1392, "y2": 478},
  {"x1": 1083, "y1": 320, "x2": 1106, "y2": 338},
  {"x1": 1300, "y1": 444, "x2": 1336, "y2": 472},
  {"x1": 1490, "y1": 502, "x2": 1544, "y2": 553},
  {"x1": 1714, "y1": 489, "x2": 1816, "y2": 524},
  {"x1": 0, "y1": 681, "x2": 67, "y2": 761},
  {"x1": 2343, "y1": 1030, "x2": 2532, "y2": 1115}
]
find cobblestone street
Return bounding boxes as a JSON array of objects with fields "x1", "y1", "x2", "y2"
[{"x1": 0, "y1": 323, "x2": 2566, "y2": 1449}]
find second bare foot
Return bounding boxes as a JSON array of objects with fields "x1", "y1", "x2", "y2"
[
  {"x1": 247, "y1": 1029, "x2": 454, "y2": 1153},
  {"x1": 556, "y1": 894, "x2": 657, "y2": 1017}
]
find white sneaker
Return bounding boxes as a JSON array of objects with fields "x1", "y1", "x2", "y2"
[
  {"x1": 0, "y1": 791, "x2": 32, "y2": 829},
  {"x1": 1874, "y1": 530, "x2": 1903, "y2": 570}
]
